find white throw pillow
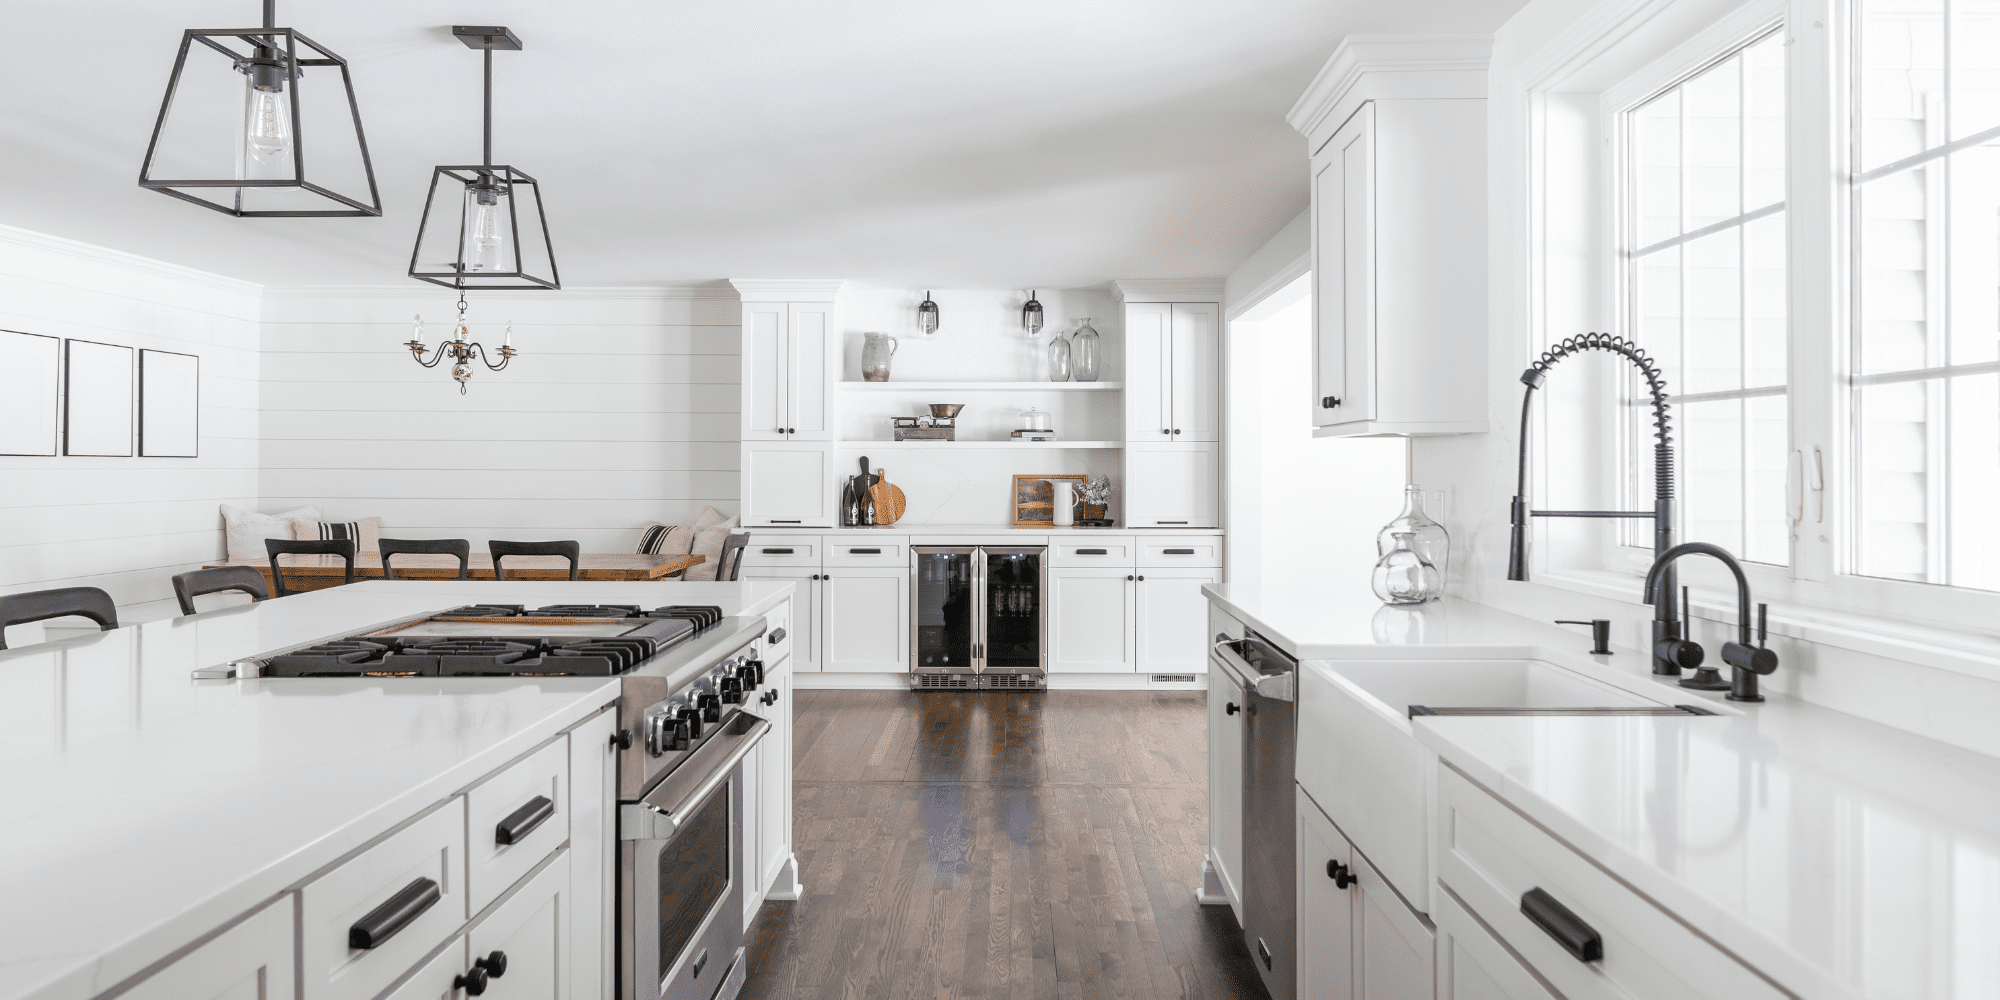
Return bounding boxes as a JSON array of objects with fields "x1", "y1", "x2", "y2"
[
  {"x1": 221, "y1": 503, "x2": 322, "y2": 561},
  {"x1": 684, "y1": 512, "x2": 741, "y2": 581},
  {"x1": 289, "y1": 516, "x2": 382, "y2": 554}
]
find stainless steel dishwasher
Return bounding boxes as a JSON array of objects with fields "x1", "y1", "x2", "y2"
[{"x1": 1216, "y1": 629, "x2": 1297, "y2": 1000}]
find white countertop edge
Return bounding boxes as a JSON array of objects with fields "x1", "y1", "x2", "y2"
[
  {"x1": 1414, "y1": 722, "x2": 1863, "y2": 1000},
  {"x1": 20, "y1": 679, "x2": 620, "y2": 1000}
]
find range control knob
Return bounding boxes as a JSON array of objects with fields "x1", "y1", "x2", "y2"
[
  {"x1": 696, "y1": 692, "x2": 721, "y2": 723},
  {"x1": 719, "y1": 676, "x2": 744, "y2": 704},
  {"x1": 742, "y1": 657, "x2": 765, "y2": 686},
  {"x1": 735, "y1": 663, "x2": 760, "y2": 691},
  {"x1": 675, "y1": 705, "x2": 703, "y2": 742}
]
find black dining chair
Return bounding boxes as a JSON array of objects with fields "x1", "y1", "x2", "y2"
[
  {"x1": 0, "y1": 586, "x2": 120, "y2": 650},
  {"x1": 379, "y1": 538, "x2": 471, "y2": 580},
  {"x1": 489, "y1": 540, "x2": 581, "y2": 581},
  {"x1": 171, "y1": 566, "x2": 269, "y2": 616},
  {"x1": 265, "y1": 538, "x2": 356, "y2": 597},
  {"x1": 715, "y1": 532, "x2": 750, "y2": 582}
]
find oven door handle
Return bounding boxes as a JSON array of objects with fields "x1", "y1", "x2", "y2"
[{"x1": 620, "y1": 713, "x2": 770, "y2": 842}]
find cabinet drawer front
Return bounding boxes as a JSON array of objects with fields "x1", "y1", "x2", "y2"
[
  {"x1": 1138, "y1": 536, "x2": 1222, "y2": 566},
  {"x1": 739, "y1": 535, "x2": 822, "y2": 568},
  {"x1": 759, "y1": 596, "x2": 793, "y2": 669},
  {"x1": 1437, "y1": 767, "x2": 1785, "y2": 1000},
  {"x1": 824, "y1": 538, "x2": 907, "y2": 567},
  {"x1": 301, "y1": 798, "x2": 465, "y2": 1000},
  {"x1": 1052, "y1": 537, "x2": 1136, "y2": 566},
  {"x1": 466, "y1": 737, "x2": 569, "y2": 915},
  {"x1": 121, "y1": 895, "x2": 297, "y2": 1000}
]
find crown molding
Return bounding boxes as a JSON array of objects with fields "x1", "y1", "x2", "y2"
[
  {"x1": 260, "y1": 283, "x2": 740, "y2": 299},
  {"x1": 1109, "y1": 279, "x2": 1226, "y2": 304},
  {"x1": 1287, "y1": 34, "x2": 1493, "y2": 153},
  {"x1": 728, "y1": 279, "x2": 849, "y2": 302},
  {"x1": 0, "y1": 223, "x2": 262, "y2": 297}
]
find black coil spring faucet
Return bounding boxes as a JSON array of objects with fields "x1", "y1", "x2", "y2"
[{"x1": 1508, "y1": 333, "x2": 1691, "y2": 676}]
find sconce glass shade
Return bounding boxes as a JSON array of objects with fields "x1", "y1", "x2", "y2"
[
  {"x1": 917, "y1": 291, "x2": 940, "y2": 337},
  {"x1": 138, "y1": 26, "x2": 380, "y2": 217},
  {"x1": 408, "y1": 165, "x2": 560, "y2": 290},
  {"x1": 1022, "y1": 291, "x2": 1044, "y2": 336}
]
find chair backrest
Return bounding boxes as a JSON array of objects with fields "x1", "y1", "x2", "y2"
[
  {"x1": 488, "y1": 540, "x2": 581, "y2": 581},
  {"x1": 379, "y1": 538, "x2": 471, "y2": 580},
  {"x1": 171, "y1": 566, "x2": 269, "y2": 616},
  {"x1": 265, "y1": 538, "x2": 356, "y2": 597},
  {"x1": 0, "y1": 586, "x2": 119, "y2": 650},
  {"x1": 716, "y1": 532, "x2": 750, "y2": 582}
]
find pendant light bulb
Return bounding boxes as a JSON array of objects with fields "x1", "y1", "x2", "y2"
[
  {"x1": 462, "y1": 182, "x2": 510, "y2": 273},
  {"x1": 240, "y1": 74, "x2": 293, "y2": 179}
]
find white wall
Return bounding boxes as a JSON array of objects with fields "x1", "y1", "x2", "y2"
[
  {"x1": 1415, "y1": 0, "x2": 2000, "y2": 759},
  {"x1": 258, "y1": 287, "x2": 742, "y2": 552},
  {"x1": 0, "y1": 225, "x2": 263, "y2": 632}
]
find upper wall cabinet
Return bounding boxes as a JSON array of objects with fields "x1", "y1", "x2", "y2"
[
  {"x1": 738, "y1": 283, "x2": 841, "y2": 442},
  {"x1": 1289, "y1": 36, "x2": 1491, "y2": 438},
  {"x1": 1125, "y1": 300, "x2": 1220, "y2": 444}
]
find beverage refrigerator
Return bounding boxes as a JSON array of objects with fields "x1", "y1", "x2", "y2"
[{"x1": 909, "y1": 545, "x2": 1048, "y2": 690}]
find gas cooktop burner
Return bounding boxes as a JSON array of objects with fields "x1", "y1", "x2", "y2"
[
  {"x1": 436, "y1": 604, "x2": 527, "y2": 617},
  {"x1": 527, "y1": 604, "x2": 644, "y2": 618},
  {"x1": 646, "y1": 605, "x2": 724, "y2": 629},
  {"x1": 264, "y1": 635, "x2": 666, "y2": 678}
]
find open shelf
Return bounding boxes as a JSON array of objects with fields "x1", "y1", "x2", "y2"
[
  {"x1": 838, "y1": 381, "x2": 1122, "y2": 391},
  {"x1": 835, "y1": 440, "x2": 1123, "y2": 450}
]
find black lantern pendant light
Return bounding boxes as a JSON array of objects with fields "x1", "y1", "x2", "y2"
[
  {"x1": 917, "y1": 291, "x2": 940, "y2": 337},
  {"x1": 408, "y1": 26, "x2": 559, "y2": 291},
  {"x1": 139, "y1": 0, "x2": 380, "y2": 217}
]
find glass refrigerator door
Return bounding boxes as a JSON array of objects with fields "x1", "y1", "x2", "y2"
[
  {"x1": 913, "y1": 548, "x2": 975, "y2": 670},
  {"x1": 981, "y1": 547, "x2": 1044, "y2": 672}
]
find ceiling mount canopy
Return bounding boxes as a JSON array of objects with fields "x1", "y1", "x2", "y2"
[
  {"x1": 408, "y1": 25, "x2": 560, "y2": 291},
  {"x1": 138, "y1": 0, "x2": 381, "y2": 218}
]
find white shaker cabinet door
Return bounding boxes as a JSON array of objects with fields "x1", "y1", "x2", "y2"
[
  {"x1": 378, "y1": 937, "x2": 467, "y2": 1000},
  {"x1": 1135, "y1": 569, "x2": 1217, "y2": 675},
  {"x1": 1206, "y1": 658, "x2": 1246, "y2": 918},
  {"x1": 1047, "y1": 567, "x2": 1135, "y2": 672},
  {"x1": 744, "y1": 571, "x2": 819, "y2": 672},
  {"x1": 1124, "y1": 301, "x2": 1173, "y2": 443},
  {"x1": 1125, "y1": 442, "x2": 1219, "y2": 528},
  {"x1": 1435, "y1": 890, "x2": 1562, "y2": 1000},
  {"x1": 1356, "y1": 848, "x2": 1435, "y2": 1000},
  {"x1": 1169, "y1": 303, "x2": 1220, "y2": 442},
  {"x1": 821, "y1": 567, "x2": 906, "y2": 671},
  {"x1": 465, "y1": 852, "x2": 570, "y2": 1000},
  {"x1": 120, "y1": 895, "x2": 296, "y2": 1000},
  {"x1": 757, "y1": 659, "x2": 796, "y2": 901},
  {"x1": 1298, "y1": 791, "x2": 1357, "y2": 1000},
  {"x1": 1313, "y1": 102, "x2": 1375, "y2": 429},
  {"x1": 787, "y1": 302, "x2": 835, "y2": 440},
  {"x1": 742, "y1": 302, "x2": 789, "y2": 441},
  {"x1": 744, "y1": 442, "x2": 833, "y2": 527}
]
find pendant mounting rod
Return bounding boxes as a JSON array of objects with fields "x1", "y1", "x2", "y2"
[{"x1": 450, "y1": 26, "x2": 522, "y2": 169}]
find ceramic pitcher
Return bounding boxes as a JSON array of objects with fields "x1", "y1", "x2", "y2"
[{"x1": 861, "y1": 332, "x2": 898, "y2": 382}]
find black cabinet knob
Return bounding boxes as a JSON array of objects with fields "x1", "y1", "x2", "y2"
[
  {"x1": 1172, "y1": 428, "x2": 1180, "y2": 435},
  {"x1": 1327, "y1": 861, "x2": 1354, "y2": 888},
  {"x1": 609, "y1": 729, "x2": 632, "y2": 750},
  {"x1": 1225, "y1": 702, "x2": 1239, "y2": 715},
  {"x1": 1322, "y1": 395, "x2": 1343, "y2": 408},
  {"x1": 477, "y1": 951, "x2": 508, "y2": 978},
  {"x1": 455, "y1": 967, "x2": 488, "y2": 996}
]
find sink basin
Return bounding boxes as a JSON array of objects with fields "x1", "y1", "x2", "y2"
[
  {"x1": 1296, "y1": 657, "x2": 1693, "y2": 915},
  {"x1": 1331, "y1": 658, "x2": 1667, "y2": 716}
]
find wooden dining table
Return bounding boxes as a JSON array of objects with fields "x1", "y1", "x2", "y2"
[{"x1": 204, "y1": 552, "x2": 706, "y2": 594}]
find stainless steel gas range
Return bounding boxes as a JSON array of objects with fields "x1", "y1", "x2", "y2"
[{"x1": 197, "y1": 602, "x2": 780, "y2": 1000}]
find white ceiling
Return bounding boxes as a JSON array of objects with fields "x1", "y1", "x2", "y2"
[{"x1": 0, "y1": 1, "x2": 1525, "y2": 288}]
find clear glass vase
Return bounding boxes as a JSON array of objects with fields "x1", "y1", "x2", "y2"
[
  {"x1": 1372, "y1": 532, "x2": 1442, "y2": 606},
  {"x1": 1071, "y1": 319, "x2": 1100, "y2": 382},
  {"x1": 1377, "y1": 485, "x2": 1448, "y2": 581},
  {"x1": 1047, "y1": 330, "x2": 1072, "y2": 382}
]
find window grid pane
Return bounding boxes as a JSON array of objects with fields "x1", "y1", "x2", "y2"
[{"x1": 1624, "y1": 30, "x2": 1790, "y2": 567}]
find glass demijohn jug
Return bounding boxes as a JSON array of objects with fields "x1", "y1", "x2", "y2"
[
  {"x1": 1372, "y1": 532, "x2": 1442, "y2": 606},
  {"x1": 1071, "y1": 318, "x2": 1100, "y2": 382},
  {"x1": 1046, "y1": 328, "x2": 1072, "y2": 382},
  {"x1": 1377, "y1": 485, "x2": 1449, "y2": 580}
]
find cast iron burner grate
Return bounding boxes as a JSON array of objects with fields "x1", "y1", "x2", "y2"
[
  {"x1": 264, "y1": 635, "x2": 664, "y2": 677},
  {"x1": 436, "y1": 604, "x2": 526, "y2": 617},
  {"x1": 646, "y1": 605, "x2": 724, "y2": 630},
  {"x1": 528, "y1": 604, "x2": 644, "y2": 618}
]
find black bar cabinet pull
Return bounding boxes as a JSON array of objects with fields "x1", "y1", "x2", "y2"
[
  {"x1": 349, "y1": 877, "x2": 441, "y2": 949},
  {"x1": 1164, "y1": 548, "x2": 1196, "y2": 555},
  {"x1": 850, "y1": 547, "x2": 882, "y2": 554},
  {"x1": 769, "y1": 627, "x2": 786, "y2": 645},
  {"x1": 771, "y1": 520, "x2": 802, "y2": 524},
  {"x1": 1156, "y1": 520, "x2": 1189, "y2": 525},
  {"x1": 761, "y1": 547, "x2": 794, "y2": 554},
  {"x1": 494, "y1": 795, "x2": 555, "y2": 846},
  {"x1": 1077, "y1": 548, "x2": 1108, "y2": 555},
  {"x1": 1520, "y1": 887, "x2": 1602, "y2": 962}
]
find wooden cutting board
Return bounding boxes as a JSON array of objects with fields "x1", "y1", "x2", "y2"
[{"x1": 869, "y1": 468, "x2": 906, "y2": 524}]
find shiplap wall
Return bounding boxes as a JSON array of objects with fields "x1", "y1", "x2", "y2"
[
  {"x1": 258, "y1": 288, "x2": 741, "y2": 552},
  {"x1": 0, "y1": 225, "x2": 263, "y2": 627}
]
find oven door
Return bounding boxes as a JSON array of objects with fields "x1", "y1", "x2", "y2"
[{"x1": 620, "y1": 711, "x2": 770, "y2": 1000}]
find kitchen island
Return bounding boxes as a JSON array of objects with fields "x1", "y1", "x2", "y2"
[
  {"x1": 1203, "y1": 579, "x2": 2000, "y2": 1000},
  {"x1": 0, "y1": 580, "x2": 791, "y2": 1000}
]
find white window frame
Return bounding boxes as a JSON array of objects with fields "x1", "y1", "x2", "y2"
[{"x1": 1522, "y1": 0, "x2": 2000, "y2": 648}]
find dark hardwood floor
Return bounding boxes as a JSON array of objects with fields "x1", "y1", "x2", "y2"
[{"x1": 740, "y1": 689, "x2": 1272, "y2": 1000}]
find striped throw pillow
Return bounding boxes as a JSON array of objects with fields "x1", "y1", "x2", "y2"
[
  {"x1": 288, "y1": 516, "x2": 381, "y2": 554},
  {"x1": 636, "y1": 521, "x2": 696, "y2": 555}
]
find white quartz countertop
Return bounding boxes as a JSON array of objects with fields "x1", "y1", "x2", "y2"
[
  {"x1": 0, "y1": 580, "x2": 792, "y2": 1000},
  {"x1": 1209, "y1": 578, "x2": 2000, "y2": 999},
  {"x1": 762, "y1": 523, "x2": 1222, "y2": 535}
]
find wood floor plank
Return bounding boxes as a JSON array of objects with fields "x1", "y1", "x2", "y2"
[{"x1": 740, "y1": 690, "x2": 1269, "y2": 1000}]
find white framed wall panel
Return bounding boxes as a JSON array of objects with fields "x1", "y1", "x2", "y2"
[
  {"x1": 139, "y1": 349, "x2": 199, "y2": 457},
  {"x1": 63, "y1": 339, "x2": 133, "y2": 457},
  {"x1": 0, "y1": 330, "x2": 60, "y2": 456}
]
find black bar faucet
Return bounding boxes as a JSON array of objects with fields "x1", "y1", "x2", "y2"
[
  {"x1": 1508, "y1": 334, "x2": 1688, "y2": 676},
  {"x1": 1641, "y1": 542, "x2": 1779, "y2": 702}
]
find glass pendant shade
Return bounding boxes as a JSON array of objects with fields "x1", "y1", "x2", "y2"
[
  {"x1": 1022, "y1": 291, "x2": 1044, "y2": 336},
  {"x1": 1071, "y1": 319, "x2": 1100, "y2": 382},
  {"x1": 917, "y1": 292, "x2": 940, "y2": 337},
  {"x1": 139, "y1": 10, "x2": 380, "y2": 217}
]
